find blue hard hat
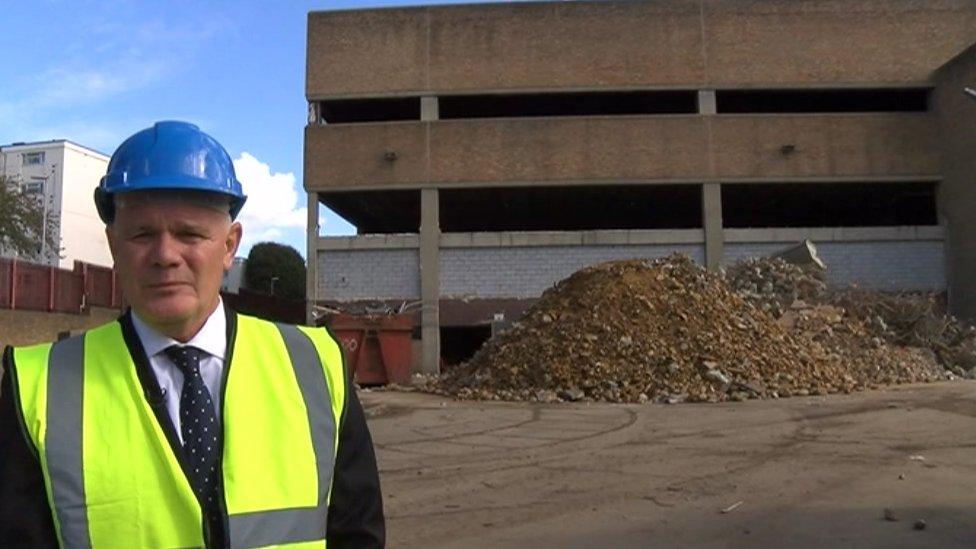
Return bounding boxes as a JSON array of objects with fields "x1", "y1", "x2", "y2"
[{"x1": 95, "y1": 121, "x2": 247, "y2": 223}]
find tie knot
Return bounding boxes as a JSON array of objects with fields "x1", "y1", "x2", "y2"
[{"x1": 163, "y1": 345, "x2": 206, "y2": 376}]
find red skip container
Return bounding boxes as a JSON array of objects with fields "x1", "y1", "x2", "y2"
[{"x1": 326, "y1": 313, "x2": 413, "y2": 385}]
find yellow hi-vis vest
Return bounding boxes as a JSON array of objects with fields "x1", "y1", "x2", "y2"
[{"x1": 11, "y1": 313, "x2": 347, "y2": 549}]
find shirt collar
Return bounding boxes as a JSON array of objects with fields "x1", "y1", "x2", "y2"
[{"x1": 131, "y1": 299, "x2": 227, "y2": 361}]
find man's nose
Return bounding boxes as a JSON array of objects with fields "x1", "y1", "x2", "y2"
[{"x1": 149, "y1": 233, "x2": 182, "y2": 267}]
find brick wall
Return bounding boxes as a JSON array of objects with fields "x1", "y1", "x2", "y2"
[
  {"x1": 316, "y1": 237, "x2": 945, "y2": 302},
  {"x1": 318, "y1": 249, "x2": 420, "y2": 300},
  {"x1": 440, "y1": 245, "x2": 705, "y2": 298},
  {"x1": 723, "y1": 241, "x2": 946, "y2": 291}
]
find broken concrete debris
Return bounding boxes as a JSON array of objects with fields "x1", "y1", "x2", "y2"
[
  {"x1": 726, "y1": 256, "x2": 827, "y2": 318},
  {"x1": 721, "y1": 501, "x2": 744, "y2": 514},
  {"x1": 418, "y1": 252, "x2": 968, "y2": 404},
  {"x1": 771, "y1": 239, "x2": 826, "y2": 271}
]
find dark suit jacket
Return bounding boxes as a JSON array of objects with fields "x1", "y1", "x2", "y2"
[{"x1": 0, "y1": 308, "x2": 385, "y2": 548}]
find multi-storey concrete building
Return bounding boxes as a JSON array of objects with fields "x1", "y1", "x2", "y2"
[
  {"x1": 304, "y1": 0, "x2": 976, "y2": 372},
  {"x1": 0, "y1": 140, "x2": 112, "y2": 268}
]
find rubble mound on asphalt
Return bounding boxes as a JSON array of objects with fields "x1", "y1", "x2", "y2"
[{"x1": 436, "y1": 255, "x2": 947, "y2": 404}]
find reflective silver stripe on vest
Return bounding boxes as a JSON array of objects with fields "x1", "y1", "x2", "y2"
[
  {"x1": 227, "y1": 324, "x2": 336, "y2": 548},
  {"x1": 45, "y1": 335, "x2": 93, "y2": 549}
]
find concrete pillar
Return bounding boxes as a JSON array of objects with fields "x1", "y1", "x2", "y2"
[
  {"x1": 307, "y1": 102, "x2": 322, "y2": 125},
  {"x1": 932, "y1": 51, "x2": 976, "y2": 322},
  {"x1": 702, "y1": 183, "x2": 724, "y2": 271},
  {"x1": 700, "y1": 91, "x2": 721, "y2": 270},
  {"x1": 419, "y1": 188, "x2": 441, "y2": 374},
  {"x1": 421, "y1": 96, "x2": 439, "y2": 121},
  {"x1": 419, "y1": 96, "x2": 441, "y2": 373},
  {"x1": 698, "y1": 90, "x2": 717, "y2": 115},
  {"x1": 306, "y1": 192, "x2": 320, "y2": 326}
]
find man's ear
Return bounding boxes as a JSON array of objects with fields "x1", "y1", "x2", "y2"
[{"x1": 223, "y1": 222, "x2": 243, "y2": 270}]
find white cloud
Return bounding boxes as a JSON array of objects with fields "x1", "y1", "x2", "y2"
[
  {"x1": 0, "y1": 11, "x2": 231, "y2": 147},
  {"x1": 17, "y1": 122, "x2": 128, "y2": 155},
  {"x1": 233, "y1": 152, "x2": 307, "y2": 253},
  {"x1": 19, "y1": 115, "x2": 214, "y2": 157},
  {"x1": 1, "y1": 21, "x2": 175, "y2": 117},
  {"x1": 29, "y1": 60, "x2": 169, "y2": 109},
  {"x1": 253, "y1": 228, "x2": 285, "y2": 243}
]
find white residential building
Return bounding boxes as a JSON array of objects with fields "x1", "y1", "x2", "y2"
[
  {"x1": 221, "y1": 257, "x2": 247, "y2": 294},
  {"x1": 0, "y1": 140, "x2": 112, "y2": 268}
]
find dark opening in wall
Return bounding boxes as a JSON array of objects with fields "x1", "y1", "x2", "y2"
[
  {"x1": 716, "y1": 89, "x2": 929, "y2": 114},
  {"x1": 722, "y1": 182, "x2": 938, "y2": 228},
  {"x1": 439, "y1": 91, "x2": 698, "y2": 119},
  {"x1": 440, "y1": 185, "x2": 702, "y2": 232},
  {"x1": 319, "y1": 190, "x2": 420, "y2": 233},
  {"x1": 440, "y1": 325, "x2": 492, "y2": 367},
  {"x1": 319, "y1": 97, "x2": 421, "y2": 123}
]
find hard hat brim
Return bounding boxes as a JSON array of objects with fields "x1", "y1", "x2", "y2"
[{"x1": 95, "y1": 178, "x2": 247, "y2": 224}]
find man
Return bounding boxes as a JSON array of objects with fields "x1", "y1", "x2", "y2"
[{"x1": 0, "y1": 121, "x2": 385, "y2": 548}]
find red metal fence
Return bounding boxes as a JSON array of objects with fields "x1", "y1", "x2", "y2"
[
  {"x1": 0, "y1": 258, "x2": 122, "y2": 314},
  {"x1": 221, "y1": 289, "x2": 305, "y2": 324}
]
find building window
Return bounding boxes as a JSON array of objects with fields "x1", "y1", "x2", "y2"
[
  {"x1": 23, "y1": 180, "x2": 44, "y2": 194},
  {"x1": 23, "y1": 152, "x2": 45, "y2": 166}
]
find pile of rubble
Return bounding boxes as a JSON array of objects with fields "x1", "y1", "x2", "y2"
[
  {"x1": 828, "y1": 290, "x2": 976, "y2": 377},
  {"x1": 431, "y1": 253, "x2": 959, "y2": 404},
  {"x1": 728, "y1": 252, "x2": 976, "y2": 377},
  {"x1": 726, "y1": 257, "x2": 827, "y2": 317}
]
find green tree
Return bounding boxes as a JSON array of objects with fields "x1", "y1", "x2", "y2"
[
  {"x1": 244, "y1": 242, "x2": 306, "y2": 299},
  {"x1": 0, "y1": 175, "x2": 60, "y2": 260}
]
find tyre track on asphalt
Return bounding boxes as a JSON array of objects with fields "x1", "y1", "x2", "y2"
[
  {"x1": 381, "y1": 406, "x2": 639, "y2": 477},
  {"x1": 375, "y1": 406, "x2": 542, "y2": 450}
]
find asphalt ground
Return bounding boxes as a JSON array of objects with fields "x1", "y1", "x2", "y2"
[{"x1": 362, "y1": 381, "x2": 976, "y2": 548}]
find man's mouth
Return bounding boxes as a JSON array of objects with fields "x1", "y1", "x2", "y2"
[{"x1": 145, "y1": 281, "x2": 190, "y2": 290}]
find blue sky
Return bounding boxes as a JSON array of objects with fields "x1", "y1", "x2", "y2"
[{"x1": 0, "y1": 0, "x2": 522, "y2": 257}]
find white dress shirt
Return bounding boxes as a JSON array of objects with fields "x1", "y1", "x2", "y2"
[{"x1": 131, "y1": 300, "x2": 227, "y2": 444}]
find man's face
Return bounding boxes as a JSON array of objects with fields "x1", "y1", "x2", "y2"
[{"x1": 106, "y1": 196, "x2": 242, "y2": 339}]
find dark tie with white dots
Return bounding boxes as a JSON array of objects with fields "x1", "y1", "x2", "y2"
[{"x1": 164, "y1": 345, "x2": 221, "y2": 509}]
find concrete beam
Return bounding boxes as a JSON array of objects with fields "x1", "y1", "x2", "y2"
[
  {"x1": 702, "y1": 183, "x2": 723, "y2": 271},
  {"x1": 307, "y1": 2, "x2": 976, "y2": 96},
  {"x1": 305, "y1": 81, "x2": 939, "y2": 102},
  {"x1": 301, "y1": 174, "x2": 942, "y2": 193},
  {"x1": 420, "y1": 188, "x2": 441, "y2": 374},
  {"x1": 306, "y1": 192, "x2": 320, "y2": 325},
  {"x1": 305, "y1": 114, "x2": 940, "y2": 191},
  {"x1": 724, "y1": 225, "x2": 945, "y2": 243},
  {"x1": 440, "y1": 229, "x2": 705, "y2": 248},
  {"x1": 318, "y1": 234, "x2": 420, "y2": 250}
]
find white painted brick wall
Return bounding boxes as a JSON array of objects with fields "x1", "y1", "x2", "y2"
[
  {"x1": 317, "y1": 239, "x2": 944, "y2": 301},
  {"x1": 318, "y1": 249, "x2": 420, "y2": 300},
  {"x1": 440, "y1": 245, "x2": 705, "y2": 298},
  {"x1": 723, "y1": 241, "x2": 946, "y2": 291}
]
